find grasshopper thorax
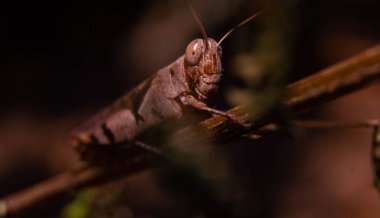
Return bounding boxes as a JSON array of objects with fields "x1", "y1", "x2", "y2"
[{"x1": 184, "y1": 38, "x2": 222, "y2": 100}]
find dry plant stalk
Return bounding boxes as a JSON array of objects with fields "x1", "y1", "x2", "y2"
[{"x1": 1, "y1": 43, "x2": 380, "y2": 217}]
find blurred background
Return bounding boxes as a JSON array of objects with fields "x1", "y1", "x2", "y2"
[{"x1": 0, "y1": 0, "x2": 380, "y2": 217}]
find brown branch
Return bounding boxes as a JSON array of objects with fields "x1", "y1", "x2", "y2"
[
  {"x1": 0, "y1": 156, "x2": 158, "y2": 217},
  {"x1": 2, "y1": 43, "x2": 380, "y2": 217},
  {"x1": 285, "y1": 43, "x2": 380, "y2": 111}
]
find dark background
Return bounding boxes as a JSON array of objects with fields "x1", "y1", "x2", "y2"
[{"x1": 0, "y1": 0, "x2": 380, "y2": 217}]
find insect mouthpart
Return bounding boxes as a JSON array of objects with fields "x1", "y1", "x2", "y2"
[{"x1": 197, "y1": 74, "x2": 220, "y2": 99}]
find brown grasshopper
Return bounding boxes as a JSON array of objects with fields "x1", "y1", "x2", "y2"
[{"x1": 68, "y1": 4, "x2": 260, "y2": 159}]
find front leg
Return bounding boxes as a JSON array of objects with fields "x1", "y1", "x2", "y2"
[{"x1": 180, "y1": 94, "x2": 251, "y2": 128}]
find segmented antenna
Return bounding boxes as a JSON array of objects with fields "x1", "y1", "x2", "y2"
[
  {"x1": 188, "y1": 2, "x2": 209, "y2": 49},
  {"x1": 217, "y1": 10, "x2": 262, "y2": 46}
]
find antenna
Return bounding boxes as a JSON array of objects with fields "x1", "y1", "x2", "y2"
[
  {"x1": 188, "y1": 2, "x2": 209, "y2": 49},
  {"x1": 217, "y1": 10, "x2": 262, "y2": 46}
]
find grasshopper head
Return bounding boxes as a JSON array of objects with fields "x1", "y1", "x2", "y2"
[
  {"x1": 184, "y1": 38, "x2": 222, "y2": 100},
  {"x1": 184, "y1": 3, "x2": 259, "y2": 100}
]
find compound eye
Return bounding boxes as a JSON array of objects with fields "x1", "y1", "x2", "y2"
[{"x1": 185, "y1": 39, "x2": 203, "y2": 66}]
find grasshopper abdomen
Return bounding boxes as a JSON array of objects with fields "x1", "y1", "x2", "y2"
[{"x1": 69, "y1": 55, "x2": 191, "y2": 151}]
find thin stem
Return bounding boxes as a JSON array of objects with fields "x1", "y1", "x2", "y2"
[{"x1": 288, "y1": 119, "x2": 380, "y2": 129}]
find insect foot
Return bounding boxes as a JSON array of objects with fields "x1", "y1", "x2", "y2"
[
  {"x1": 225, "y1": 112, "x2": 253, "y2": 129},
  {"x1": 180, "y1": 94, "x2": 252, "y2": 129}
]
